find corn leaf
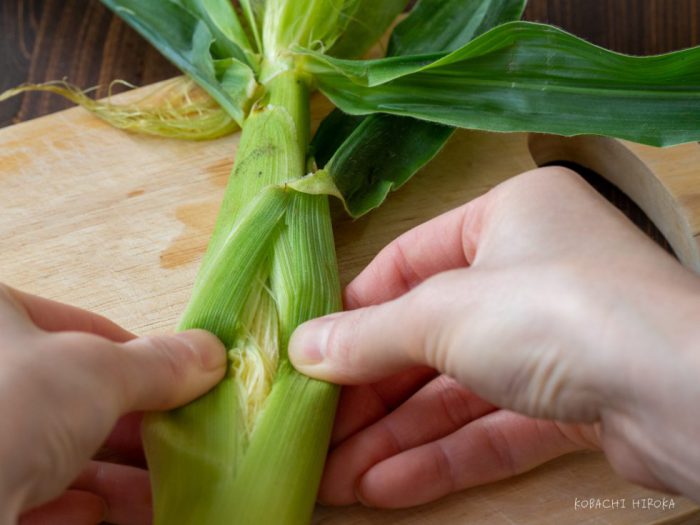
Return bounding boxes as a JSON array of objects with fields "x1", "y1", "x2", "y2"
[
  {"x1": 329, "y1": 0, "x2": 410, "y2": 59},
  {"x1": 312, "y1": 0, "x2": 525, "y2": 217},
  {"x1": 181, "y1": 0, "x2": 255, "y2": 63},
  {"x1": 311, "y1": 110, "x2": 365, "y2": 169},
  {"x1": 305, "y1": 21, "x2": 700, "y2": 147},
  {"x1": 312, "y1": 112, "x2": 452, "y2": 216},
  {"x1": 389, "y1": 0, "x2": 526, "y2": 56},
  {"x1": 101, "y1": 0, "x2": 258, "y2": 125},
  {"x1": 238, "y1": 0, "x2": 265, "y2": 52}
]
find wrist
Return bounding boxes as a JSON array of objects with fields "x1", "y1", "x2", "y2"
[
  {"x1": 572, "y1": 265, "x2": 699, "y2": 408},
  {"x1": 594, "y1": 274, "x2": 700, "y2": 499}
]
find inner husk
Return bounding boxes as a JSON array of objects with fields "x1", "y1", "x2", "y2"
[{"x1": 229, "y1": 277, "x2": 280, "y2": 437}]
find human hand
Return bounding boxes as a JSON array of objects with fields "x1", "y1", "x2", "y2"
[
  {"x1": 289, "y1": 167, "x2": 700, "y2": 507},
  {"x1": 0, "y1": 286, "x2": 225, "y2": 524}
]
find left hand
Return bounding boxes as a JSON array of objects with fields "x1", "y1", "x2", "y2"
[{"x1": 0, "y1": 285, "x2": 225, "y2": 525}]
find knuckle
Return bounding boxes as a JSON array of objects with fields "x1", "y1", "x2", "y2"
[
  {"x1": 459, "y1": 201, "x2": 482, "y2": 266},
  {"x1": 325, "y1": 312, "x2": 363, "y2": 368},
  {"x1": 122, "y1": 335, "x2": 195, "y2": 409},
  {"x1": 525, "y1": 165, "x2": 580, "y2": 185},
  {"x1": 551, "y1": 421, "x2": 600, "y2": 452},
  {"x1": 434, "y1": 376, "x2": 478, "y2": 428},
  {"x1": 51, "y1": 332, "x2": 114, "y2": 368},
  {"x1": 503, "y1": 165, "x2": 584, "y2": 203},
  {"x1": 146, "y1": 336, "x2": 193, "y2": 385},
  {"x1": 390, "y1": 236, "x2": 422, "y2": 290},
  {"x1": 481, "y1": 419, "x2": 518, "y2": 478},
  {"x1": 62, "y1": 333, "x2": 130, "y2": 413},
  {"x1": 377, "y1": 420, "x2": 403, "y2": 456},
  {"x1": 406, "y1": 279, "x2": 454, "y2": 367},
  {"x1": 342, "y1": 284, "x2": 363, "y2": 309},
  {"x1": 431, "y1": 441, "x2": 457, "y2": 495}
]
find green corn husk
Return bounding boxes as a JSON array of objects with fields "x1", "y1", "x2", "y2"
[
  {"x1": 131, "y1": 2, "x2": 365, "y2": 521},
  {"x1": 143, "y1": 65, "x2": 342, "y2": 524}
]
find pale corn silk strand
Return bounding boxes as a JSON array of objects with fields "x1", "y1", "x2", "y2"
[
  {"x1": 228, "y1": 276, "x2": 280, "y2": 437},
  {"x1": 0, "y1": 77, "x2": 237, "y2": 140}
]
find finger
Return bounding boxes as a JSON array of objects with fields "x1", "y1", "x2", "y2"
[
  {"x1": 72, "y1": 461, "x2": 151, "y2": 525},
  {"x1": 114, "y1": 330, "x2": 228, "y2": 412},
  {"x1": 3, "y1": 286, "x2": 134, "y2": 342},
  {"x1": 342, "y1": 167, "x2": 591, "y2": 310},
  {"x1": 19, "y1": 490, "x2": 106, "y2": 525},
  {"x1": 321, "y1": 376, "x2": 496, "y2": 505},
  {"x1": 292, "y1": 266, "x2": 604, "y2": 423},
  {"x1": 356, "y1": 411, "x2": 595, "y2": 508},
  {"x1": 48, "y1": 329, "x2": 227, "y2": 414},
  {"x1": 290, "y1": 275, "x2": 455, "y2": 384},
  {"x1": 44, "y1": 328, "x2": 226, "y2": 414},
  {"x1": 343, "y1": 196, "x2": 485, "y2": 309},
  {"x1": 98, "y1": 413, "x2": 145, "y2": 466},
  {"x1": 332, "y1": 366, "x2": 437, "y2": 445}
]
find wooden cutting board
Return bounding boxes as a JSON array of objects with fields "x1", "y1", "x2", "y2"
[{"x1": 1, "y1": 89, "x2": 699, "y2": 524}]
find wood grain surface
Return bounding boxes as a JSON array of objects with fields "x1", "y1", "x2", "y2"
[
  {"x1": 1, "y1": 91, "x2": 699, "y2": 524},
  {"x1": 2, "y1": 0, "x2": 700, "y2": 128}
]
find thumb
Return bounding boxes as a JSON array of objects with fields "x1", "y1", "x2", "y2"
[
  {"x1": 2, "y1": 329, "x2": 228, "y2": 513},
  {"x1": 289, "y1": 288, "x2": 444, "y2": 385},
  {"x1": 117, "y1": 329, "x2": 227, "y2": 412}
]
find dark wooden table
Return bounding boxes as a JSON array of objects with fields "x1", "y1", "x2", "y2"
[
  {"x1": 1, "y1": 0, "x2": 698, "y2": 248},
  {"x1": 2, "y1": 0, "x2": 699, "y2": 128}
]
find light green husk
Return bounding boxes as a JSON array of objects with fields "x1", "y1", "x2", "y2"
[
  {"x1": 1, "y1": 4, "x2": 352, "y2": 520},
  {"x1": 143, "y1": 54, "x2": 342, "y2": 524}
]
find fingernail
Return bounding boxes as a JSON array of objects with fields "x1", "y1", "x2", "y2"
[
  {"x1": 290, "y1": 317, "x2": 335, "y2": 366},
  {"x1": 176, "y1": 330, "x2": 227, "y2": 372}
]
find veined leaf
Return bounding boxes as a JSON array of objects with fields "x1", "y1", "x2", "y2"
[
  {"x1": 390, "y1": 0, "x2": 526, "y2": 55},
  {"x1": 305, "y1": 21, "x2": 700, "y2": 147},
  {"x1": 329, "y1": 0, "x2": 410, "y2": 59},
  {"x1": 315, "y1": 114, "x2": 453, "y2": 215},
  {"x1": 239, "y1": 0, "x2": 265, "y2": 53},
  {"x1": 101, "y1": 0, "x2": 258, "y2": 125},
  {"x1": 312, "y1": 0, "x2": 524, "y2": 216},
  {"x1": 311, "y1": 110, "x2": 365, "y2": 169},
  {"x1": 181, "y1": 0, "x2": 255, "y2": 64}
]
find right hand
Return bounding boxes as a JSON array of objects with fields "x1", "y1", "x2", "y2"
[{"x1": 290, "y1": 167, "x2": 700, "y2": 508}]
